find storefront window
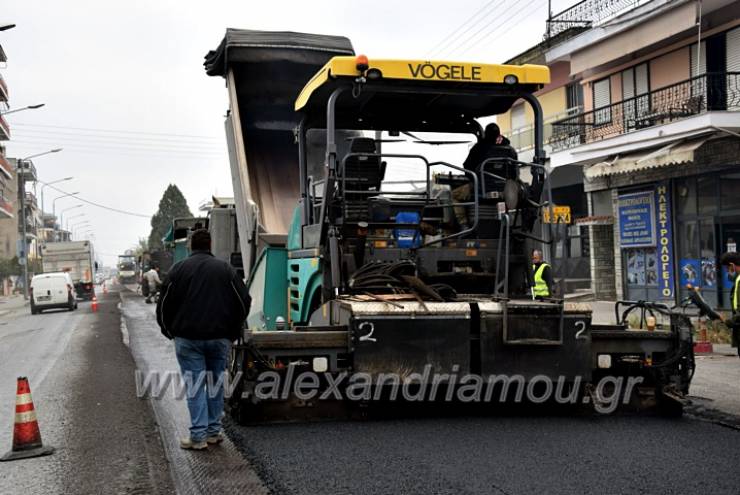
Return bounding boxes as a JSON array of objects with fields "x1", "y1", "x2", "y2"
[
  {"x1": 697, "y1": 176, "x2": 718, "y2": 215},
  {"x1": 678, "y1": 221, "x2": 699, "y2": 287},
  {"x1": 721, "y1": 172, "x2": 740, "y2": 211},
  {"x1": 675, "y1": 177, "x2": 696, "y2": 216},
  {"x1": 625, "y1": 248, "x2": 658, "y2": 286},
  {"x1": 700, "y1": 219, "x2": 717, "y2": 289}
]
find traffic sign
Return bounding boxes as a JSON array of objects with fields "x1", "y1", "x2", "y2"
[{"x1": 543, "y1": 206, "x2": 571, "y2": 224}]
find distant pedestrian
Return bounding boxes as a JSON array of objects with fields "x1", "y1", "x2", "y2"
[
  {"x1": 156, "y1": 229, "x2": 250, "y2": 450},
  {"x1": 143, "y1": 265, "x2": 161, "y2": 303}
]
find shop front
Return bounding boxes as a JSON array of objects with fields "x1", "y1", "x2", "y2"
[{"x1": 584, "y1": 136, "x2": 740, "y2": 309}]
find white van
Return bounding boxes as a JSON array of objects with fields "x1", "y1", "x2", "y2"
[{"x1": 30, "y1": 272, "x2": 78, "y2": 314}]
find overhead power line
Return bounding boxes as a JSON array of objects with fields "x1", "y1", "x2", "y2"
[
  {"x1": 12, "y1": 132, "x2": 225, "y2": 154},
  {"x1": 426, "y1": 0, "x2": 504, "y2": 57},
  {"x1": 450, "y1": 0, "x2": 535, "y2": 57},
  {"x1": 9, "y1": 139, "x2": 226, "y2": 158},
  {"x1": 40, "y1": 182, "x2": 151, "y2": 219},
  {"x1": 460, "y1": 0, "x2": 544, "y2": 57},
  {"x1": 11, "y1": 122, "x2": 223, "y2": 141},
  {"x1": 12, "y1": 128, "x2": 224, "y2": 148}
]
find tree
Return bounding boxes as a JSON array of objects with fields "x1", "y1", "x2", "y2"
[
  {"x1": 148, "y1": 185, "x2": 192, "y2": 250},
  {"x1": 0, "y1": 257, "x2": 21, "y2": 280},
  {"x1": 133, "y1": 237, "x2": 148, "y2": 258}
]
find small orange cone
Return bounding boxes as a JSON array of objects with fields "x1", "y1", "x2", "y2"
[
  {"x1": 1, "y1": 377, "x2": 54, "y2": 461},
  {"x1": 91, "y1": 296, "x2": 99, "y2": 313}
]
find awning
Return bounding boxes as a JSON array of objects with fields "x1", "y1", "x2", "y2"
[{"x1": 585, "y1": 136, "x2": 710, "y2": 179}]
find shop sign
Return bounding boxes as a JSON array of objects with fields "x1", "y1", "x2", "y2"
[
  {"x1": 618, "y1": 191, "x2": 656, "y2": 248},
  {"x1": 655, "y1": 182, "x2": 674, "y2": 298}
]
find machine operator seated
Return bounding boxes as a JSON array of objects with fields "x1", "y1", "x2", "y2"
[{"x1": 453, "y1": 123, "x2": 518, "y2": 230}]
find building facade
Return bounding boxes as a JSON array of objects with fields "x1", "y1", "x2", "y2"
[{"x1": 499, "y1": 0, "x2": 740, "y2": 308}]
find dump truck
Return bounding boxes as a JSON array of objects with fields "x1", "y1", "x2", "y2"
[
  {"x1": 205, "y1": 30, "x2": 696, "y2": 423},
  {"x1": 162, "y1": 217, "x2": 207, "y2": 264},
  {"x1": 207, "y1": 199, "x2": 241, "y2": 267},
  {"x1": 41, "y1": 241, "x2": 97, "y2": 300}
]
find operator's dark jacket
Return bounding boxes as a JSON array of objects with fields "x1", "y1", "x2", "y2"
[
  {"x1": 156, "y1": 250, "x2": 250, "y2": 341},
  {"x1": 462, "y1": 135, "x2": 517, "y2": 172}
]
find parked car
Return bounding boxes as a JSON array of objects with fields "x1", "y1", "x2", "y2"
[{"x1": 30, "y1": 272, "x2": 78, "y2": 314}]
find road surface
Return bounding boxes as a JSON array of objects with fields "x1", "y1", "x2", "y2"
[
  {"x1": 0, "y1": 286, "x2": 174, "y2": 495},
  {"x1": 2, "y1": 288, "x2": 740, "y2": 495}
]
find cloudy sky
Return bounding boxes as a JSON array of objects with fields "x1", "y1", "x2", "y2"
[{"x1": 2, "y1": 0, "x2": 577, "y2": 265}]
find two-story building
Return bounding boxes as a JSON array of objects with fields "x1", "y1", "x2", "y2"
[
  {"x1": 500, "y1": 0, "x2": 740, "y2": 309},
  {"x1": 0, "y1": 42, "x2": 13, "y2": 221}
]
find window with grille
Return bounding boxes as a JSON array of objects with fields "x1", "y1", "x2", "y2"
[{"x1": 593, "y1": 78, "x2": 611, "y2": 125}]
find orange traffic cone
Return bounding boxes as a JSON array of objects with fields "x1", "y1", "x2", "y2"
[
  {"x1": 1, "y1": 377, "x2": 54, "y2": 461},
  {"x1": 91, "y1": 296, "x2": 99, "y2": 313}
]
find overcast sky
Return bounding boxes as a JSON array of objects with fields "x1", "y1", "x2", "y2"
[{"x1": 2, "y1": 0, "x2": 577, "y2": 265}]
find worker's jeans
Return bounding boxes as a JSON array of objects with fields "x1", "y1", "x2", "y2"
[{"x1": 174, "y1": 337, "x2": 231, "y2": 442}]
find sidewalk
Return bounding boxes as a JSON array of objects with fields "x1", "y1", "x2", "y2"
[
  {"x1": 119, "y1": 290, "x2": 267, "y2": 495},
  {"x1": 0, "y1": 295, "x2": 29, "y2": 317}
]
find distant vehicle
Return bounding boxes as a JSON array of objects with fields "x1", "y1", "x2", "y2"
[
  {"x1": 117, "y1": 255, "x2": 138, "y2": 284},
  {"x1": 41, "y1": 241, "x2": 98, "y2": 300},
  {"x1": 163, "y1": 217, "x2": 207, "y2": 265},
  {"x1": 30, "y1": 272, "x2": 77, "y2": 314}
]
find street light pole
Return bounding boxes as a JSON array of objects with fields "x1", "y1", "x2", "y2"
[
  {"x1": 51, "y1": 193, "x2": 79, "y2": 237},
  {"x1": 58, "y1": 204, "x2": 82, "y2": 239},
  {"x1": 16, "y1": 148, "x2": 64, "y2": 299},
  {"x1": 0, "y1": 103, "x2": 45, "y2": 116},
  {"x1": 17, "y1": 161, "x2": 29, "y2": 299},
  {"x1": 70, "y1": 222, "x2": 89, "y2": 239},
  {"x1": 40, "y1": 176, "x2": 73, "y2": 218},
  {"x1": 65, "y1": 213, "x2": 84, "y2": 231}
]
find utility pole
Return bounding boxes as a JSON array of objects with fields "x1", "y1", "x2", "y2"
[{"x1": 18, "y1": 160, "x2": 29, "y2": 300}]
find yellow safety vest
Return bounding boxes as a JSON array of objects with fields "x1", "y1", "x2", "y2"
[
  {"x1": 733, "y1": 274, "x2": 740, "y2": 313},
  {"x1": 532, "y1": 263, "x2": 551, "y2": 298}
]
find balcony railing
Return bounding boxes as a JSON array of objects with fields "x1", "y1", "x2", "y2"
[
  {"x1": 0, "y1": 74, "x2": 7, "y2": 102},
  {"x1": 508, "y1": 106, "x2": 583, "y2": 152},
  {"x1": 24, "y1": 192, "x2": 38, "y2": 209},
  {"x1": 551, "y1": 73, "x2": 740, "y2": 152},
  {"x1": 0, "y1": 154, "x2": 12, "y2": 179},
  {"x1": 0, "y1": 114, "x2": 8, "y2": 141},
  {"x1": 547, "y1": 0, "x2": 647, "y2": 38},
  {"x1": 16, "y1": 159, "x2": 36, "y2": 181}
]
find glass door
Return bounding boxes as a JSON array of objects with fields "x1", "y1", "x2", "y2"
[{"x1": 720, "y1": 215, "x2": 740, "y2": 308}]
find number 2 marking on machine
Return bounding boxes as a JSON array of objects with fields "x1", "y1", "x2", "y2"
[
  {"x1": 575, "y1": 321, "x2": 588, "y2": 340},
  {"x1": 358, "y1": 322, "x2": 377, "y2": 343}
]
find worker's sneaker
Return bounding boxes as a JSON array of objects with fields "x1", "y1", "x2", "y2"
[
  {"x1": 206, "y1": 432, "x2": 225, "y2": 445},
  {"x1": 179, "y1": 437, "x2": 208, "y2": 450}
]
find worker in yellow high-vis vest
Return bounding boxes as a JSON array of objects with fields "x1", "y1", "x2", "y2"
[
  {"x1": 720, "y1": 251, "x2": 740, "y2": 358},
  {"x1": 531, "y1": 249, "x2": 553, "y2": 300}
]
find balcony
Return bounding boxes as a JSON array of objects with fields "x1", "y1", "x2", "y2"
[
  {"x1": 551, "y1": 73, "x2": 740, "y2": 154},
  {"x1": 0, "y1": 154, "x2": 11, "y2": 179},
  {"x1": 24, "y1": 192, "x2": 38, "y2": 210},
  {"x1": 546, "y1": 0, "x2": 648, "y2": 38},
  {"x1": 508, "y1": 107, "x2": 583, "y2": 153},
  {"x1": 0, "y1": 74, "x2": 7, "y2": 102},
  {"x1": 16, "y1": 159, "x2": 36, "y2": 181},
  {"x1": 0, "y1": 114, "x2": 8, "y2": 141},
  {"x1": 0, "y1": 195, "x2": 12, "y2": 219}
]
